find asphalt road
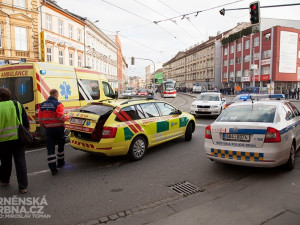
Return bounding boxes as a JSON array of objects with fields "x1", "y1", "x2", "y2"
[{"x1": 1, "y1": 93, "x2": 300, "y2": 225}]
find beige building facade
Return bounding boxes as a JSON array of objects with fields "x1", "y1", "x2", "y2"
[{"x1": 0, "y1": 0, "x2": 39, "y2": 65}]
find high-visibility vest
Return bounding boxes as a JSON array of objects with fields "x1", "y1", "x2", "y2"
[{"x1": 0, "y1": 100, "x2": 23, "y2": 142}]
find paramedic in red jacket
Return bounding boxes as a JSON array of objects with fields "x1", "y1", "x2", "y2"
[{"x1": 38, "y1": 89, "x2": 68, "y2": 175}]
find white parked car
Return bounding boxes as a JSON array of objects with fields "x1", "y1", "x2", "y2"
[
  {"x1": 122, "y1": 90, "x2": 135, "y2": 97},
  {"x1": 190, "y1": 92, "x2": 226, "y2": 116},
  {"x1": 204, "y1": 98, "x2": 300, "y2": 170}
]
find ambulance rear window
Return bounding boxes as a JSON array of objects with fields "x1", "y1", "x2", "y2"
[{"x1": 0, "y1": 77, "x2": 33, "y2": 104}]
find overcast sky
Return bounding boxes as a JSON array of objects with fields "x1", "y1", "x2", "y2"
[{"x1": 56, "y1": 0, "x2": 300, "y2": 78}]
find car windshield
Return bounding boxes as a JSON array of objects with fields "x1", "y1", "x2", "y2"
[
  {"x1": 196, "y1": 94, "x2": 219, "y2": 101},
  {"x1": 125, "y1": 90, "x2": 131, "y2": 93},
  {"x1": 216, "y1": 104, "x2": 276, "y2": 123}
]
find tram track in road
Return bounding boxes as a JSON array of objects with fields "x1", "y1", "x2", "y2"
[{"x1": 158, "y1": 93, "x2": 191, "y2": 111}]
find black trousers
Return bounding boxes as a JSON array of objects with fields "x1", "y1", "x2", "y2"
[
  {"x1": 45, "y1": 126, "x2": 65, "y2": 171},
  {"x1": 0, "y1": 139, "x2": 28, "y2": 190}
]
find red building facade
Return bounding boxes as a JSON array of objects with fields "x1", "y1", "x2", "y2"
[{"x1": 222, "y1": 26, "x2": 300, "y2": 93}]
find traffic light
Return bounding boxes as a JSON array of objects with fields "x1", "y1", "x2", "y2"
[
  {"x1": 249, "y1": 1, "x2": 260, "y2": 24},
  {"x1": 131, "y1": 57, "x2": 135, "y2": 65}
]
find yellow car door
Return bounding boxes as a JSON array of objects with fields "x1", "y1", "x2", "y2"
[
  {"x1": 136, "y1": 103, "x2": 167, "y2": 145},
  {"x1": 155, "y1": 102, "x2": 185, "y2": 140}
]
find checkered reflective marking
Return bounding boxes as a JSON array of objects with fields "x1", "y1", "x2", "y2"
[{"x1": 211, "y1": 148, "x2": 264, "y2": 161}]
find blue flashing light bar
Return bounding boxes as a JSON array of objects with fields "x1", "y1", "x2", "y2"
[
  {"x1": 40, "y1": 70, "x2": 46, "y2": 75},
  {"x1": 240, "y1": 95, "x2": 251, "y2": 100},
  {"x1": 269, "y1": 94, "x2": 284, "y2": 99}
]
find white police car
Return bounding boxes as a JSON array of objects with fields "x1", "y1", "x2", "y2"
[
  {"x1": 204, "y1": 95, "x2": 299, "y2": 170},
  {"x1": 190, "y1": 92, "x2": 226, "y2": 116}
]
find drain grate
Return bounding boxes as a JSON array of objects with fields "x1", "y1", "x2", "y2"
[{"x1": 168, "y1": 181, "x2": 204, "y2": 197}]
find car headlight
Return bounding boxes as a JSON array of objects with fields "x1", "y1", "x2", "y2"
[{"x1": 191, "y1": 104, "x2": 197, "y2": 107}]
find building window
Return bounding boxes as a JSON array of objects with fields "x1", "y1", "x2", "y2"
[
  {"x1": 263, "y1": 50, "x2": 271, "y2": 59},
  {"x1": 243, "y1": 70, "x2": 249, "y2": 76},
  {"x1": 254, "y1": 37, "x2": 259, "y2": 47},
  {"x1": 77, "y1": 29, "x2": 81, "y2": 42},
  {"x1": 0, "y1": 24, "x2": 2, "y2": 48},
  {"x1": 229, "y1": 59, "x2": 234, "y2": 65},
  {"x1": 47, "y1": 47, "x2": 52, "y2": 62},
  {"x1": 244, "y1": 55, "x2": 250, "y2": 62},
  {"x1": 59, "y1": 50, "x2": 64, "y2": 64},
  {"x1": 68, "y1": 25, "x2": 73, "y2": 39},
  {"x1": 254, "y1": 53, "x2": 260, "y2": 60},
  {"x1": 237, "y1": 43, "x2": 241, "y2": 52},
  {"x1": 229, "y1": 72, "x2": 234, "y2": 78},
  {"x1": 69, "y1": 53, "x2": 73, "y2": 66},
  {"x1": 46, "y1": 15, "x2": 52, "y2": 31},
  {"x1": 58, "y1": 20, "x2": 63, "y2": 35},
  {"x1": 230, "y1": 45, "x2": 234, "y2": 54},
  {"x1": 265, "y1": 33, "x2": 271, "y2": 40},
  {"x1": 14, "y1": 0, "x2": 25, "y2": 8},
  {"x1": 224, "y1": 48, "x2": 228, "y2": 56},
  {"x1": 78, "y1": 55, "x2": 82, "y2": 67},
  {"x1": 236, "y1": 70, "x2": 242, "y2": 77},
  {"x1": 223, "y1": 72, "x2": 228, "y2": 78},
  {"x1": 15, "y1": 27, "x2": 27, "y2": 51},
  {"x1": 236, "y1": 57, "x2": 241, "y2": 64},
  {"x1": 223, "y1": 60, "x2": 228, "y2": 67},
  {"x1": 262, "y1": 67, "x2": 270, "y2": 74},
  {"x1": 245, "y1": 40, "x2": 250, "y2": 49}
]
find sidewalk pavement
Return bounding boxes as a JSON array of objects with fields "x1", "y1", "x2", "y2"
[{"x1": 101, "y1": 164, "x2": 300, "y2": 225}]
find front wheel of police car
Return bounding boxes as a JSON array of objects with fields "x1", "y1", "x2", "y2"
[{"x1": 128, "y1": 135, "x2": 147, "y2": 161}]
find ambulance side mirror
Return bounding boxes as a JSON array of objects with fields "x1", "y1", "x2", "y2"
[{"x1": 177, "y1": 109, "x2": 182, "y2": 115}]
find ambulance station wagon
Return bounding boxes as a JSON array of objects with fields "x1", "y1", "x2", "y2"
[{"x1": 65, "y1": 98, "x2": 196, "y2": 160}]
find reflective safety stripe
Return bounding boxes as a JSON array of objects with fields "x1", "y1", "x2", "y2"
[
  {"x1": 0, "y1": 132, "x2": 18, "y2": 138},
  {"x1": 47, "y1": 154, "x2": 56, "y2": 158},
  {"x1": 57, "y1": 152, "x2": 64, "y2": 156},
  {"x1": 44, "y1": 123, "x2": 65, "y2": 127},
  {"x1": 0, "y1": 125, "x2": 18, "y2": 132},
  {"x1": 154, "y1": 133, "x2": 164, "y2": 142},
  {"x1": 48, "y1": 159, "x2": 57, "y2": 163}
]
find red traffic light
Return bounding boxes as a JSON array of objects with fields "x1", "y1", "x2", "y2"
[{"x1": 250, "y1": 4, "x2": 257, "y2": 10}]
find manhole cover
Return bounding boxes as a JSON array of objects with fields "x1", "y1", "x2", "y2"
[{"x1": 168, "y1": 181, "x2": 204, "y2": 196}]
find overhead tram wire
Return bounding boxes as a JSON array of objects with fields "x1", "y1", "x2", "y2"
[
  {"x1": 133, "y1": 0, "x2": 199, "y2": 43},
  {"x1": 154, "y1": 0, "x2": 245, "y2": 24},
  {"x1": 157, "y1": 0, "x2": 207, "y2": 39},
  {"x1": 100, "y1": 0, "x2": 189, "y2": 48}
]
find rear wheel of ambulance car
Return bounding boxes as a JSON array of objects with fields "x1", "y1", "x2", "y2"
[{"x1": 128, "y1": 136, "x2": 147, "y2": 161}]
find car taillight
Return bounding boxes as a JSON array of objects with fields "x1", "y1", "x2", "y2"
[
  {"x1": 224, "y1": 103, "x2": 230, "y2": 109},
  {"x1": 35, "y1": 104, "x2": 41, "y2": 124},
  {"x1": 102, "y1": 127, "x2": 117, "y2": 138},
  {"x1": 205, "y1": 125, "x2": 212, "y2": 139},
  {"x1": 264, "y1": 127, "x2": 281, "y2": 143}
]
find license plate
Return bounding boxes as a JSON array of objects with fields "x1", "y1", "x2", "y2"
[
  {"x1": 70, "y1": 118, "x2": 85, "y2": 125},
  {"x1": 223, "y1": 133, "x2": 250, "y2": 142},
  {"x1": 199, "y1": 108, "x2": 208, "y2": 112}
]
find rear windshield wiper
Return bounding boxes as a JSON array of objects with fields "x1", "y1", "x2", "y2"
[{"x1": 79, "y1": 109, "x2": 96, "y2": 114}]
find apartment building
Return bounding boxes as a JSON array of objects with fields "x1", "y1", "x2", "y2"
[
  {"x1": 0, "y1": 0, "x2": 39, "y2": 65},
  {"x1": 222, "y1": 25, "x2": 300, "y2": 93}
]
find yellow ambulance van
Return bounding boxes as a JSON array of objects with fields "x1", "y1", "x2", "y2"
[{"x1": 0, "y1": 62, "x2": 116, "y2": 140}]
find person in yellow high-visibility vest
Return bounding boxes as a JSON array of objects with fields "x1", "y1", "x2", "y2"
[{"x1": 0, "y1": 87, "x2": 29, "y2": 194}]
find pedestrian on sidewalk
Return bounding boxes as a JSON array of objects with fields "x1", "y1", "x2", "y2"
[
  {"x1": 297, "y1": 88, "x2": 299, "y2": 100},
  {"x1": 0, "y1": 87, "x2": 29, "y2": 194},
  {"x1": 38, "y1": 89, "x2": 68, "y2": 176}
]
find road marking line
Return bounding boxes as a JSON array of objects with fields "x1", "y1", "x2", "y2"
[
  {"x1": 25, "y1": 143, "x2": 71, "y2": 154},
  {"x1": 196, "y1": 124, "x2": 207, "y2": 127},
  {"x1": 28, "y1": 169, "x2": 49, "y2": 176}
]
